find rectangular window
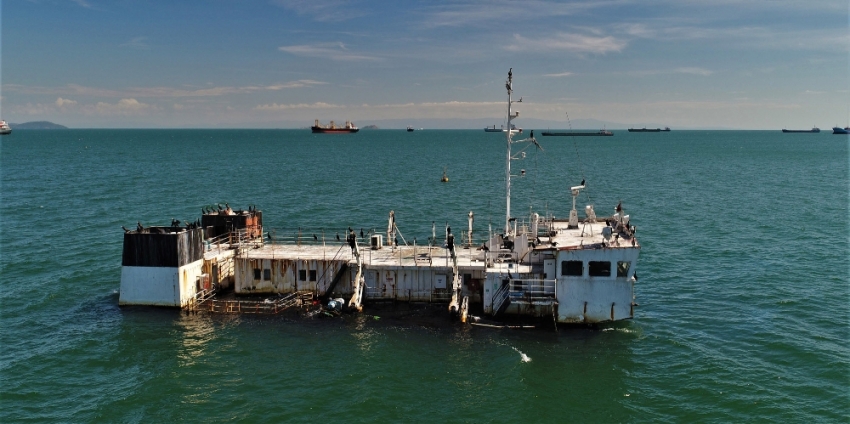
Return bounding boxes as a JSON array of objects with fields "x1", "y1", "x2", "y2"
[
  {"x1": 561, "y1": 260, "x2": 583, "y2": 276},
  {"x1": 299, "y1": 270, "x2": 307, "y2": 281},
  {"x1": 263, "y1": 269, "x2": 271, "y2": 280},
  {"x1": 617, "y1": 261, "x2": 631, "y2": 277},
  {"x1": 589, "y1": 261, "x2": 611, "y2": 277},
  {"x1": 254, "y1": 268, "x2": 261, "y2": 280},
  {"x1": 309, "y1": 270, "x2": 317, "y2": 281}
]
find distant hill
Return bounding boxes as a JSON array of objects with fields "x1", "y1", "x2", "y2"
[
  {"x1": 9, "y1": 121, "x2": 68, "y2": 129},
  {"x1": 361, "y1": 125, "x2": 379, "y2": 129}
]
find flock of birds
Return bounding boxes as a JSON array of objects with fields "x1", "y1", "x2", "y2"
[
  {"x1": 122, "y1": 203, "x2": 259, "y2": 233},
  {"x1": 201, "y1": 203, "x2": 259, "y2": 216}
]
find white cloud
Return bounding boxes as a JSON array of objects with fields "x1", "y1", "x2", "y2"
[
  {"x1": 55, "y1": 97, "x2": 78, "y2": 107},
  {"x1": 674, "y1": 67, "x2": 714, "y2": 76},
  {"x1": 506, "y1": 33, "x2": 627, "y2": 54},
  {"x1": 544, "y1": 72, "x2": 574, "y2": 78},
  {"x1": 279, "y1": 43, "x2": 381, "y2": 61},
  {"x1": 259, "y1": 80, "x2": 328, "y2": 90},
  {"x1": 3, "y1": 81, "x2": 328, "y2": 100},
  {"x1": 619, "y1": 67, "x2": 715, "y2": 77},
  {"x1": 93, "y1": 98, "x2": 156, "y2": 115},
  {"x1": 270, "y1": 0, "x2": 368, "y2": 22},
  {"x1": 71, "y1": 0, "x2": 93, "y2": 8},
  {"x1": 121, "y1": 36, "x2": 150, "y2": 50},
  {"x1": 254, "y1": 102, "x2": 344, "y2": 111}
]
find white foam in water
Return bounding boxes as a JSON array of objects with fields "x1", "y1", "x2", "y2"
[{"x1": 512, "y1": 346, "x2": 531, "y2": 363}]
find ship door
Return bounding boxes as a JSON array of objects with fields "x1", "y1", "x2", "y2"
[{"x1": 365, "y1": 270, "x2": 378, "y2": 298}]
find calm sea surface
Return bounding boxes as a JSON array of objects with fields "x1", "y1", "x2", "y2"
[{"x1": 1, "y1": 129, "x2": 847, "y2": 422}]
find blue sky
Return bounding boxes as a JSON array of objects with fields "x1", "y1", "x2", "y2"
[{"x1": 2, "y1": 0, "x2": 848, "y2": 129}]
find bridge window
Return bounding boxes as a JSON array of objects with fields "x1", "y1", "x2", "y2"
[
  {"x1": 263, "y1": 269, "x2": 271, "y2": 280},
  {"x1": 589, "y1": 261, "x2": 611, "y2": 277},
  {"x1": 299, "y1": 270, "x2": 307, "y2": 281},
  {"x1": 309, "y1": 270, "x2": 317, "y2": 281},
  {"x1": 254, "y1": 268, "x2": 261, "y2": 280},
  {"x1": 617, "y1": 261, "x2": 631, "y2": 277},
  {"x1": 561, "y1": 260, "x2": 583, "y2": 276}
]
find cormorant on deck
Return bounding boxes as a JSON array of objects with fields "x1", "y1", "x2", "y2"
[
  {"x1": 360, "y1": 228, "x2": 364, "y2": 238},
  {"x1": 348, "y1": 229, "x2": 357, "y2": 250},
  {"x1": 137, "y1": 221, "x2": 143, "y2": 231},
  {"x1": 530, "y1": 130, "x2": 534, "y2": 138},
  {"x1": 481, "y1": 243, "x2": 489, "y2": 252},
  {"x1": 217, "y1": 204, "x2": 223, "y2": 211},
  {"x1": 580, "y1": 178, "x2": 585, "y2": 186},
  {"x1": 313, "y1": 234, "x2": 318, "y2": 241},
  {"x1": 336, "y1": 232, "x2": 340, "y2": 241},
  {"x1": 122, "y1": 226, "x2": 130, "y2": 233},
  {"x1": 615, "y1": 201, "x2": 622, "y2": 213}
]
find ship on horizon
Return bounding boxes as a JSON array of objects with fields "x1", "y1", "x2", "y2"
[
  {"x1": 628, "y1": 127, "x2": 670, "y2": 132},
  {"x1": 312, "y1": 119, "x2": 359, "y2": 133},
  {"x1": 781, "y1": 127, "x2": 820, "y2": 133}
]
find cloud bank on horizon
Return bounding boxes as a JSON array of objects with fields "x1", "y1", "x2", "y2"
[{"x1": 2, "y1": 0, "x2": 848, "y2": 129}]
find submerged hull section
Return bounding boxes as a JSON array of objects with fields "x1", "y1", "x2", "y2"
[{"x1": 120, "y1": 260, "x2": 204, "y2": 307}]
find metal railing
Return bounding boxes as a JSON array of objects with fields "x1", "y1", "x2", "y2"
[
  {"x1": 191, "y1": 292, "x2": 314, "y2": 314},
  {"x1": 492, "y1": 282, "x2": 511, "y2": 315},
  {"x1": 507, "y1": 279, "x2": 557, "y2": 303}
]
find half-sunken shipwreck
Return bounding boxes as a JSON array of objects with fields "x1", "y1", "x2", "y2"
[{"x1": 118, "y1": 70, "x2": 641, "y2": 325}]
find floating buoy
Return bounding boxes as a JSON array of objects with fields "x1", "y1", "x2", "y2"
[{"x1": 441, "y1": 167, "x2": 449, "y2": 182}]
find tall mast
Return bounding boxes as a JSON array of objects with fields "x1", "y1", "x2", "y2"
[{"x1": 505, "y1": 68, "x2": 515, "y2": 235}]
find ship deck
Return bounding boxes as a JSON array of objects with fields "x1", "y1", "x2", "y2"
[{"x1": 234, "y1": 219, "x2": 637, "y2": 268}]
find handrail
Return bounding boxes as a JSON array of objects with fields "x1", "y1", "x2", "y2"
[
  {"x1": 492, "y1": 281, "x2": 510, "y2": 315},
  {"x1": 507, "y1": 278, "x2": 557, "y2": 302}
]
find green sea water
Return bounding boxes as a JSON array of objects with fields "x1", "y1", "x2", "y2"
[{"x1": 1, "y1": 129, "x2": 848, "y2": 422}]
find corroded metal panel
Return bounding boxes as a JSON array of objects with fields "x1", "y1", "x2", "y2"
[{"x1": 122, "y1": 227, "x2": 204, "y2": 267}]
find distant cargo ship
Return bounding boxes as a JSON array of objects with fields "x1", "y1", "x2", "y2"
[
  {"x1": 484, "y1": 124, "x2": 521, "y2": 133},
  {"x1": 541, "y1": 129, "x2": 613, "y2": 136},
  {"x1": 628, "y1": 127, "x2": 670, "y2": 132},
  {"x1": 781, "y1": 127, "x2": 820, "y2": 133},
  {"x1": 0, "y1": 120, "x2": 11, "y2": 135},
  {"x1": 312, "y1": 120, "x2": 359, "y2": 133},
  {"x1": 832, "y1": 127, "x2": 849, "y2": 134}
]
